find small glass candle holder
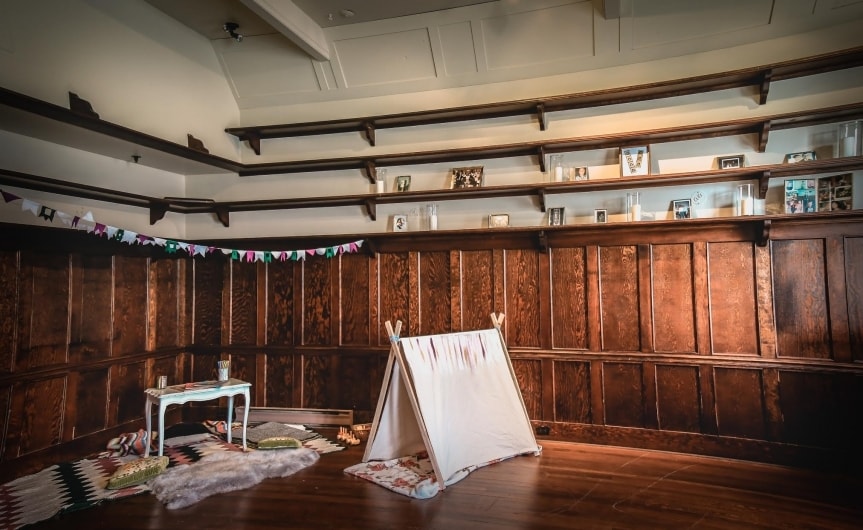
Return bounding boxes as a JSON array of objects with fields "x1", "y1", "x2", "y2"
[
  {"x1": 426, "y1": 203, "x2": 438, "y2": 231},
  {"x1": 549, "y1": 155, "x2": 564, "y2": 182},
  {"x1": 375, "y1": 167, "x2": 387, "y2": 193},
  {"x1": 626, "y1": 192, "x2": 642, "y2": 221},
  {"x1": 838, "y1": 121, "x2": 861, "y2": 157},
  {"x1": 736, "y1": 183, "x2": 754, "y2": 216},
  {"x1": 157, "y1": 375, "x2": 167, "y2": 389},
  {"x1": 217, "y1": 360, "x2": 230, "y2": 382}
]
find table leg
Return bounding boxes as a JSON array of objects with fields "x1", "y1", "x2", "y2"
[
  {"x1": 158, "y1": 401, "x2": 167, "y2": 457},
  {"x1": 144, "y1": 397, "x2": 152, "y2": 457},
  {"x1": 241, "y1": 389, "x2": 249, "y2": 451},
  {"x1": 226, "y1": 395, "x2": 234, "y2": 444}
]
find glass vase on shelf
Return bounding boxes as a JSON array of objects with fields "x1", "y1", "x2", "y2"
[
  {"x1": 549, "y1": 154, "x2": 564, "y2": 182},
  {"x1": 375, "y1": 168, "x2": 387, "y2": 193},
  {"x1": 626, "y1": 192, "x2": 642, "y2": 221},
  {"x1": 838, "y1": 121, "x2": 861, "y2": 158},
  {"x1": 736, "y1": 183, "x2": 754, "y2": 216}
]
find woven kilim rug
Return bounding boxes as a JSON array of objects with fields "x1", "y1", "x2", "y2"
[{"x1": 0, "y1": 433, "x2": 240, "y2": 530}]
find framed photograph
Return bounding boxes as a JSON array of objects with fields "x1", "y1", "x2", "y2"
[
  {"x1": 672, "y1": 199, "x2": 692, "y2": 219},
  {"x1": 620, "y1": 146, "x2": 650, "y2": 177},
  {"x1": 784, "y1": 179, "x2": 817, "y2": 214},
  {"x1": 717, "y1": 155, "x2": 744, "y2": 169},
  {"x1": 785, "y1": 151, "x2": 817, "y2": 164},
  {"x1": 548, "y1": 207, "x2": 565, "y2": 226},
  {"x1": 396, "y1": 175, "x2": 411, "y2": 192},
  {"x1": 488, "y1": 213, "x2": 509, "y2": 228},
  {"x1": 451, "y1": 166, "x2": 484, "y2": 188},
  {"x1": 594, "y1": 209, "x2": 607, "y2": 224},
  {"x1": 817, "y1": 173, "x2": 853, "y2": 211},
  {"x1": 393, "y1": 214, "x2": 408, "y2": 232},
  {"x1": 572, "y1": 167, "x2": 589, "y2": 181}
]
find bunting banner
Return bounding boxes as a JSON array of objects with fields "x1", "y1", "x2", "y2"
[{"x1": 0, "y1": 188, "x2": 363, "y2": 261}]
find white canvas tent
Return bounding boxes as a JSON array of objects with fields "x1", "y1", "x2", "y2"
[{"x1": 354, "y1": 314, "x2": 541, "y2": 497}]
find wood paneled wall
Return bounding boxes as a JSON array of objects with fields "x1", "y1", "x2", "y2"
[{"x1": 1, "y1": 216, "x2": 862, "y2": 477}]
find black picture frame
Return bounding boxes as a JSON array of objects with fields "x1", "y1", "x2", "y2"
[
  {"x1": 672, "y1": 199, "x2": 692, "y2": 219},
  {"x1": 396, "y1": 175, "x2": 411, "y2": 192},
  {"x1": 717, "y1": 155, "x2": 744, "y2": 169},
  {"x1": 451, "y1": 166, "x2": 484, "y2": 188},
  {"x1": 548, "y1": 207, "x2": 565, "y2": 226}
]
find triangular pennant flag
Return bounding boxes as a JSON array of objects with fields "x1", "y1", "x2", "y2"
[
  {"x1": 105, "y1": 226, "x2": 120, "y2": 240},
  {"x1": 263, "y1": 252, "x2": 273, "y2": 263},
  {"x1": 245, "y1": 251, "x2": 255, "y2": 262},
  {"x1": 1, "y1": 190, "x2": 21, "y2": 203},
  {"x1": 121, "y1": 230, "x2": 138, "y2": 245},
  {"x1": 93, "y1": 223, "x2": 107, "y2": 236},
  {"x1": 231, "y1": 249, "x2": 240, "y2": 260},
  {"x1": 164, "y1": 240, "x2": 179, "y2": 254},
  {"x1": 38, "y1": 206, "x2": 57, "y2": 222},
  {"x1": 56, "y1": 211, "x2": 73, "y2": 226},
  {"x1": 325, "y1": 246, "x2": 336, "y2": 258},
  {"x1": 21, "y1": 199, "x2": 39, "y2": 215}
]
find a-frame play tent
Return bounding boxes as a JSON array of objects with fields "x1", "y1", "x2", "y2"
[{"x1": 346, "y1": 314, "x2": 541, "y2": 498}]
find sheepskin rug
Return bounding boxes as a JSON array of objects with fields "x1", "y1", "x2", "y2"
[{"x1": 149, "y1": 448, "x2": 319, "y2": 509}]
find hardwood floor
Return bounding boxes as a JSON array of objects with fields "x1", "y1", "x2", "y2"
[{"x1": 32, "y1": 439, "x2": 862, "y2": 530}]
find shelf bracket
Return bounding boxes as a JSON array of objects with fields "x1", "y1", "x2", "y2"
[
  {"x1": 538, "y1": 146, "x2": 548, "y2": 173},
  {"x1": 758, "y1": 121, "x2": 771, "y2": 153},
  {"x1": 758, "y1": 69, "x2": 773, "y2": 105},
  {"x1": 364, "y1": 160, "x2": 377, "y2": 184},
  {"x1": 536, "y1": 103, "x2": 548, "y2": 131},
  {"x1": 537, "y1": 188, "x2": 548, "y2": 212},
  {"x1": 68, "y1": 92, "x2": 99, "y2": 119},
  {"x1": 757, "y1": 219, "x2": 771, "y2": 247},
  {"x1": 757, "y1": 170, "x2": 771, "y2": 199},
  {"x1": 364, "y1": 238, "x2": 378, "y2": 257},
  {"x1": 537, "y1": 230, "x2": 549, "y2": 253},
  {"x1": 243, "y1": 132, "x2": 261, "y2": 156},
  {"x1": 364, "y1": 198, "x2": 377, "y2": 221},
  {"x1": 187, "y1": 134, "x2": 209, "y2": 154},
  {"x1": 214, "y1": 205, "x2": 230, "y2": 227},
  {"x1": 362, "y1": 122, "x2": 376, "y2": 147},
  {"x1": 149, "y1": 200, "x2": 169, "y2": 225}
]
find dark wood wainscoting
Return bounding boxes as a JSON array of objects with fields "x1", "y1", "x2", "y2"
[{"x1": 1, "y1": 215, "x2": 862, "y2": 478}]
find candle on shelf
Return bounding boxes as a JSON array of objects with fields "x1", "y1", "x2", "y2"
[
  {"x1": 376, "y1": 180, "x2": 385, "y2": 193},
  {"x1": 375, "y1": 167, "x2": 387, "y2": 193},
  {"x1": 736, "y1": 183, "x2": 754, "y2": 216},
  {"x1": 626, "y1": 192, "x2": 642, "y2": 221}
]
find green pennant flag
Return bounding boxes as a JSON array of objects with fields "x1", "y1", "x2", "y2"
[
  {"x1": 263, "y1": 251, "x2": 273, "y2": 262},
  {"x1": 111, "y1": 229, "x2": 125, "y2": 241},
  {"x1": 165, "y1": 240, "x2": 179, "y2": 254},
  {"x1": 231, "y1": 249, "x2": 240, "y2": 260},
  {"x1": 325, "y1": 246, "x2": 336, "y2": 258}
]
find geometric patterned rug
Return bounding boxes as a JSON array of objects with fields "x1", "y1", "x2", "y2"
[{"x1": 0, "y1": 433, "x2": 240, "y2": 530}]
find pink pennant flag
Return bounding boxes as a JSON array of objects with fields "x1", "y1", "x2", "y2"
[
  {"x1": 93, "y1": 223, "x2": 107, "y2": 236},
  {"x1": 245, "y1": 251, "x2": 255, "y2": 262},
  {"x1": 349, "y1": 242, "x2": 358, "y2": 252}
]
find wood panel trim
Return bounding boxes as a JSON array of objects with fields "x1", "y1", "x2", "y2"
[{"x1": 826, "y1": 236, "x2": 851, "y2": 362}]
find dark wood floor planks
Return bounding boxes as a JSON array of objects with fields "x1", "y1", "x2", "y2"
[{"x1": 30, "y1": 439, "x2": 862, "y2": 530}]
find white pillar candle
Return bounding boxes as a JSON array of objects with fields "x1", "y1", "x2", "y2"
[
  {"x1": 376, "y1": 180, "x2": 385, "y2": 193},
  {"x1": 841, "y1": 136, "x2": 856, "y2": 157},
  {"x1": 741, "y1": 197, "x2": 754, "y2": 215},
  {"x1": 554, "y1": 166, "x2": 563, "y2": 182},
  {"x1": 630, "y1": 204, "x2": 642, "y2": 221},
  {"x1": 429, "y1": 214, "x2": 438, "y2": 230}
]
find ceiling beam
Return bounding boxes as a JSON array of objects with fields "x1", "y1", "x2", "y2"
[
  {"x1": 240, "y1": 0, "x2": 330, "y2": 61},
  {"x1": 603, "y1": 0, "x2": 622, "y2": 19}
]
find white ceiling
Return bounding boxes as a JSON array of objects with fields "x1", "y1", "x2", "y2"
[{"x1": 144, "y1": 0, "x2": 498, "y2": 40}]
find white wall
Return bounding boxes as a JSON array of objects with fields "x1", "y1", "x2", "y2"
[{"x1": 0, "y1": 0, "x2": 862, "y2": 242}]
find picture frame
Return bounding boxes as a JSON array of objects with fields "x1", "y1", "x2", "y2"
[
  {"x1": 393, "y1": 214, "x2": 408, "y2": 232},
  {"x1": 784, "y1": 179, "x2": 817, "y2": 214},
  {"x1": 620, "y1": 146, "x2": 650, "y2": 177},
  {"x1": 488, "y1": 213, "x2": 510, "y2": 228},
  {"x1": 817, "y1": 173, "x2": 853, "y2": 211},
  {"x1": 451, "y1": 166, "x2": 484, "y2": 189},
  {"x1": 785, "y1": 151, "x2": 817, "y2": 164},
  {"x1": 594, "y1": 209, "x2": 607, "y2": 224},
  {"x1": 396, "y1": 175, "x2": 411, "y2": 192},
  {"x1": 548, "y1": 207, "x2": 565, "y2": 226},
  {"x1": 672, "y1": 199, "x2": 692, "y2": 219},
  {"x1": 572, "y1": 167, "x2": 589, "y2": 181},
  {"x1": 717, "y1": 155, "x2": 744, "y2": 170}
]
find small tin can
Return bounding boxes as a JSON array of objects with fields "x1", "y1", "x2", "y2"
[{"x1": 157, "y1": 375, "x2": 167, "y2": 389}]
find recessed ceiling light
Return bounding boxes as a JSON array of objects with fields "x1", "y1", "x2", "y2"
[{"x1": 339, "y1": 9, "x2": 355, "y2": 18}]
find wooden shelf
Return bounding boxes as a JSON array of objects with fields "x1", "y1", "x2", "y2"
[
  {"x1": 236, "y1": 103, "x2": 863, "y2": 179},
  {"x1": 4, "y1": 157, "x2": 861, "y2": 227},
  {"x1": 225, "y1": 47, "x2": 863, "y2": 154}
]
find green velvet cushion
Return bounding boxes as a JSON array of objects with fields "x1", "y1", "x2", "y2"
[
  {"x1": 106, "y1": 456, "x2": 169, "y2": 489},
  {"x1": 257, "y1": 436, "x2": 302, "y2": 449}
]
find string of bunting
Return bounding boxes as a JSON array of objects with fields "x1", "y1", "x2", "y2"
[{"x1": 0, "y1": 188, "x2": 363, "y2": 261}]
